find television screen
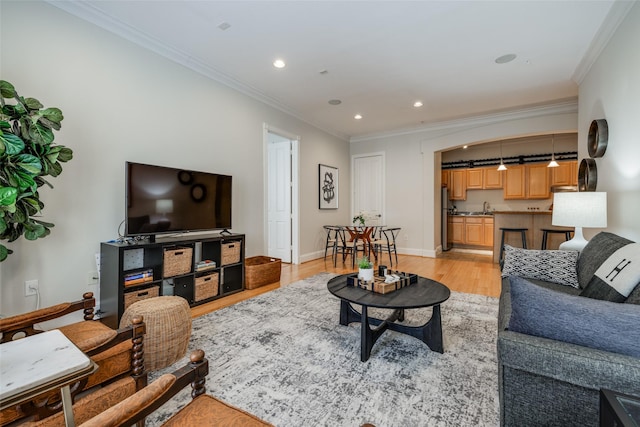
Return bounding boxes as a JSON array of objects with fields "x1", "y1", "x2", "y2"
[{"x1": 125, "y1": 162, "x2": 232, "y2": 236}]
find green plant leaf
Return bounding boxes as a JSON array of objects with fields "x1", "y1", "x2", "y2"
[
  {"x1": 0, "y1": 132, "x2": 25, "y2": 155},
  {"x1": 24, "y1": 223, "x2": 46, "y2": 240},
  {"x1": 14, "y1": 170, "x2": 36, "y2": 191},
  {"x1": 0, "y1": 217, "x2": 6, "y2": 234},
  {"x1": 33, "y1": 218, "x2": 54, "y2": 228},
  {"x1": 41, "y1": 108, "x2": 63, "y2": 124},
  {"x1": 24, "y1": 97, "x2": 43, "y2": 110},
  {"x1": 0, "y1": 81, "x2": 16, "y2": 98},
  {"x1": 14, "y1": 154, "x2": 42, "y2": 175},
  {"x1": 58, "y1": 147, "x2": 73, "y2": 162},
  {"x1": 0, "y1": 187, "x2": 17, "y2": 206},
  {"x1": 48, "y1": 161, "x2": 63, "y2": 177},
  {"x1": 28, "y1": 122, "x2": 54, "y2": 145},
  {"x1": 0, "y1": 244, "x2": 8, "y2": 262},
  {"x1": 0, "y1": 121, "x2": 10, "y2": 129}
]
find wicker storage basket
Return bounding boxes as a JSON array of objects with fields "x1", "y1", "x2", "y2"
[
  {"x1": 124, "y1": 285, "x2": 159, "y2": 310},
  {"x1": 245, "y1": 256, "x2": 281, "y2": 289},
  {"x1": 195, "y1": 272, "x2": 219, "y2": 302},
  {"x1": 221, "y1": 242, "x2": 241, "y2": 266},
  {"x1": 163, "y1": 246, "x2": 193, "y2": 277}
]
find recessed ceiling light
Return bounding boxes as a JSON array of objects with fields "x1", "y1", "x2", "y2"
[
  {"x1": 413, "y1": 101, "x2": 423, "y2": 108},
  {"x1": 328, "y1": 99, "x2": 342, "y2": 105},
  {"x1": 354, "y1": 114, "x2": 363, "y2": 120},
  {"x1": 273, "y1": 59, "x2": 286, "y2": 69},
  {"x1": 463, "y1": 145, "x2": 468, "y2": 149},
  {"x1": 218, "y1": 22, "x2": 231, "y2": 31},
  {"x1": 495, "y1": 53, "x2": 517, "y2": 64}
]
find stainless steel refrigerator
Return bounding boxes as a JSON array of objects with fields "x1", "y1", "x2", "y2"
[{"x1": 441, "y1": 187, "x2": 449, "y2": 251}]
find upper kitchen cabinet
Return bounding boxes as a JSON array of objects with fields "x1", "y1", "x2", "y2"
[
  {"x1": 466, "y1": 169, "x2": 484, "y2": 190},
  {"x1": 441, "y1": 170, "x2": 450, "y2": 188},
  {"x1": 483, "y1": 167, "x2": 503, "y2": 189},
  {"x1": 450, "y1": 170, "x2": 466, "y2": 200},
  {"x1": 504, "y1": 163, "x2": 550, "y2": 199},
  {"x1": 551, "y1": 161, "x2": 578, "y2": 186},
  {"x1": 504, "y1": 165, "x2": 526, "y2": 199}
]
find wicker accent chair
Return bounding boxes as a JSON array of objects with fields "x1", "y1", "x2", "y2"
[
  {"x1": 76, "y1": 350, "x2": 273, "y2": 427},
  {"x1": 0, "y1": 292, "x2": 147, "y2": 425}
]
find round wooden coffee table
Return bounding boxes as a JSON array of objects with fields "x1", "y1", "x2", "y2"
[{"x1": 327, "y1": 274, "x2": 450, "y2": 361}]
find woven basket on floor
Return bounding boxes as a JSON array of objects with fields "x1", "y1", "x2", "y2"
[
  {"x1": 245, "y1": 256, "x2": 281, "y2": 289},
  {"x1": 120, "y1": 296, "x2": 191, "y2": 372}
]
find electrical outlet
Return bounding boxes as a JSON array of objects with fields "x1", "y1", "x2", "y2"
[
  {"x1": 87, "y1": 271, "x2": 99, "y2": 285},
  {"x1": 25, "y1": 280, "x2": 38, "y2": 297}
]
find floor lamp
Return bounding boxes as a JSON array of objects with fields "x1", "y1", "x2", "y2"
[{"x1": 552, "y1": 192, "x2": 607, "y2": 252}]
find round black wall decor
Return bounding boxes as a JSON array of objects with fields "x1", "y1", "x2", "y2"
[
  {"x1": 587, "y1": 119, "x2": 608, "y2": 158},
  {"x1": 578, "y1": 158, "x2": 598, "y2": 191}
]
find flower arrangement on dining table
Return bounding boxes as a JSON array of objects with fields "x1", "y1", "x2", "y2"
[{"x1": 352, "y1": 213, "x2": 366, "y2": 226}]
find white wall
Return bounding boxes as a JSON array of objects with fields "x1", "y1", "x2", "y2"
[
  {"x1": 352, "y1": 109, "x2": 578, "y2": 256},
  {"x1": 0, "y1": 1, "x2": 350, "y2": 317},
  {"x1": 578, "y1": 2, "x2": 640, "y2": 242}
]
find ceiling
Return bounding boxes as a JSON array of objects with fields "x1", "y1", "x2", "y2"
[{"x1": 51, "y1": 1, "x2": 621, "y2": 140}]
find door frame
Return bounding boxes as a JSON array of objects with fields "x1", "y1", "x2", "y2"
[
  {"x1": 351, "y1": 152, "x2": 386, "y2": 224},
  {"x1": 263, "y1": 124, "x2": 300, "y2": 264}
]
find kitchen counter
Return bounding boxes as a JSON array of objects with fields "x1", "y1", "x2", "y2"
[
  {"x1": 493, "y1": 210, "x2": 552, "y2": 215},
  {"x1": 492, "y1": 211, "x2": 571, "y2": 263}
]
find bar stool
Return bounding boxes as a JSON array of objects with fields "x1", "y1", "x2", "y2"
[
  {"x1": 499, "y1": 227, "x2": 528, "y2": 265},
  {"x1": 540, "y1": 228, "x2": 573, "y2": 250}
]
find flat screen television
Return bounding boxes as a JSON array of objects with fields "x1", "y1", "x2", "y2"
[{"x1": 125, "y1": 162, "x2": 232, "y2": 237}]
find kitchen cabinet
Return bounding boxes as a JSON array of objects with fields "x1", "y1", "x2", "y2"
[
  {"x1": 441, "y1": 170, "x2": 450, "y2": 188},
  {"x1": 483, "y1": 168, "x2": 503, "y2": 189},
  {"x1": 449, "y1": 170, "x2": 466, "y2": 200},
  {"x1": 448, "y1": 216, "x2": 464, "y2": 244},
  {"x1": 504, "y1": 163, "x2": 550, "y2": 200},
  {"x1": 527, "y1": 164, "x2": 551, "y2": 199},
  {"x1": 503, "y1": 165, "x2": 526, "y2": 199},
  {"x1": 551, "y1": 161, "x2": 577, "y2": 186},
  {"x1": 448, "y1": 216, "x2": 493, "y2": 247},
  {"x1": 464, "y1": 217, "x2": 484, "y2": 245},
  {"x1": 466, "y1": 169, "x2": 483, "y2": 190}
]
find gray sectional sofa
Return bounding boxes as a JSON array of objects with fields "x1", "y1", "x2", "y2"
[{"x1": 498, "y1": 232, "x2": 640, "y2": 426}]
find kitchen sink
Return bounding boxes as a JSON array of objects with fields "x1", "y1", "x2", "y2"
[{"x1": 453, "y1": 211, "x2": 493, "y2": 216}]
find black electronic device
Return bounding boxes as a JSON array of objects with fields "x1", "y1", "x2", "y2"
[{"x1": 125, "y1": 162, "x2": 232, "y2": 238}]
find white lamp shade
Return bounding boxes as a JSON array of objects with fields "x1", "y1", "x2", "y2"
[
  {"x1": 156, "y1": 199, "x2": 174, "y2": 215},
  {"x1": 552, "y1": 192, "x2": 607, "y2": 228}
]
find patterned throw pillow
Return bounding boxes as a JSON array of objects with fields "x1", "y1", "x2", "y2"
[
  {"x1": 580, "y1": 243, "x2": 640, "y2": 302},
  {"x1": 501, "y1": 245, "x2": 580, "y2": 288}
]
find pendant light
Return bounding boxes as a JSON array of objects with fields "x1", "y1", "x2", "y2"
[
  {"x1": 548, "y1": 134, "x2": 559, "y2": 168},
  {"x1": 497, "y1": 142, "x2": 507, "y2": 171}
]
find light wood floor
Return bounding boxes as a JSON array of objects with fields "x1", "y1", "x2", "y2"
[{"x1": 190, "y1": 251, "x2": 502, "y2": 318}]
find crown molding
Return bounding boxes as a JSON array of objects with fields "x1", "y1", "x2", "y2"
[
  {"x1": 572, "y1": 0, "x2": 636, "y2": 84},
  {"x1": 349, "y1": 98, "x2": 579, "y2": 143},
  {"x1": 45, "y1": 1, "x2": 350, "y2": 142}
]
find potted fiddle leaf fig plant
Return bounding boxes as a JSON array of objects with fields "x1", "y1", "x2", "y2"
[
  {"x1": 358, "y1": 256, "x2": 374, "y2": 282},
  {"x1": 0, "y1": 80, "x2": 73, "y2": 261}
]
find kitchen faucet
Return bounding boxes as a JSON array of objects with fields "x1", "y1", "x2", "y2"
[{"x1": 483, "y1": 201, "x2": 489, "y2": 214}]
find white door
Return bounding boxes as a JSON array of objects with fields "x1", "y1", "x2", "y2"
[
  {"x1": 267, "y1": 137, "x2": 292, "y2": 262},
  {"x1": 352, "y1": 153, "x2": 385, "y2": 225}
]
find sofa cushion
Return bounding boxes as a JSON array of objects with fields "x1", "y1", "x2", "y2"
[
  {"x1": 580, "y1": 243, "x2": 640, "y2": 302},
  {"x1": 627, "y1": 285, "x2": 640, "y2": 305},
  {"x1": 507, "y1": 275, "x2": 640, "y2": 358},
  {"x1": 501, "y1": 245, "x2": 579, "y2": 288},
  {"x1": 577, "y1": 232, "x2": 634, "y2": 288}
]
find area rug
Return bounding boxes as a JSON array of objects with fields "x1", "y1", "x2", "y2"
[{"x1": 146, "y1": 272, "x2": 500, "y2": 426}]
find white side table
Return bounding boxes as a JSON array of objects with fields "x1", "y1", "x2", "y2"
[{"x1": 0, "y1": 329, "x2": 97, "y2": 426}]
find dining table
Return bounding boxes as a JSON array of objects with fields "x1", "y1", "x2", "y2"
[{"x1": 343, "y1": 225, "x2": 384, "y2": 262}]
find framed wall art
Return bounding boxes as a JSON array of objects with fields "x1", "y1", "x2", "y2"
[{"x1": 319, "y1": 164, "x2": 338, "y2": 209}]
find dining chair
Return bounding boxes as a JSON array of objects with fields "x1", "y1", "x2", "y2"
[
  {"x1": 373, "y1": 227, "x2": 401, "y2": 267},
  {"x1": 323, "y1": 225, "x2": 340, "y2": 262}
]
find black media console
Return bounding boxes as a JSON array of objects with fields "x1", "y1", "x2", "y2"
[{"x1": 99, "y1": 233, "x2": 245, "y2": 329}]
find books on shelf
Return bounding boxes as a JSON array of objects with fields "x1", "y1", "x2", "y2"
[
  {"x1": 124, "y1": 269, "x2": 153, "y2": 287},
  {"x1": 196, "y1": 260, "x2": 217, "y2": 272}
]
